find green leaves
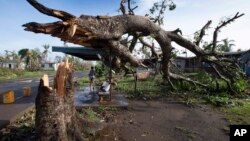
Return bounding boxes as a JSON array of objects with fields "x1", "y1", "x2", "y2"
[
  {"x1": 169, "y1": 3, "x2": 176, "y2": 11},
  {"x1": 148, "y1": 0, "x2": 176, "y2": 25}
]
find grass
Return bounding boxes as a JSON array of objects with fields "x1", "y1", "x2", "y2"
[
  {"x1": 175, "y1": 126, "x2": 198, "y2": 140},
  {"x1": 0, "y1": 68, "x2": 55, "y2": 81},
  {"x1": 115, "y1": 74, "x2": 250, "y2": 127},
  {"x1": 77, "y1": 76, "x2": 106, "y2": 88},
  {"x1": 115, "y1": 75, "x2": 169, "y2": 100},
  {"x1": 79, "y1": 108, "x2": 101, "y2": 122},
  {"x1": 20, "y1": 70, "x2": 55, "y2": 79},
  {"x1": 220, "y1": 99, "x2": 250, "y2": 125}
]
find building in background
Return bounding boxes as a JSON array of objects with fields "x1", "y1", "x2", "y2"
[{"x1": 0, "y1": 60, "x2": 25, "y2": 69}]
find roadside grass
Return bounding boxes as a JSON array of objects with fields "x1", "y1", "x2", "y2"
[
  {"x1": 20, "y1": 70, "x2": 55, "y2": 79},
  {"x1": 115, "y1": 75, "x2": 169, "y2": 100},
  {"x1": 0, "y1": 68, "x2": 55, "y2": 81},
  {"x1": 79, "y1": 108, "x2": 101, "y2": 122},
  {"x1": 220, "y1": 99, "x2": 250, "y2": 125},
  {"x1": 77, "y1": 76, "x2": 106, "y2": 88}
]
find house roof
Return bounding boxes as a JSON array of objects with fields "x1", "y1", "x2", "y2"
[
  {"x1": 219, "y1": 50, "x2": 247, "y2": 56},
  {"x1": 52, "y1": 46, "x2": 105, "y2": 61}
]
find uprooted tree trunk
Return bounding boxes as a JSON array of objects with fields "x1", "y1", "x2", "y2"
[
  {"x1": 24, "y1": 0, "x2": 244, "y2": 94},
  {"x1": 36, "y1": 61, "x2": 101, "y2": 141}
]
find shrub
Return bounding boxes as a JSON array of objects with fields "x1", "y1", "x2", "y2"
[{"x1": 233, "y1": 79, "x2": 247, "y2": 94}]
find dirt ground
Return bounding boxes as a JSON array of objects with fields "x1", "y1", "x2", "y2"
[{"x1": 100, "y1": 99, "x2": 229, "y2": 141}]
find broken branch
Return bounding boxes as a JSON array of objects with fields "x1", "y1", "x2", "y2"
[
  {"x1": 212, "y1": 12, "x2": 244, "y2": 52},
  {"x1": 26, "y1": 0, "x2": 75, "y2": 21}
]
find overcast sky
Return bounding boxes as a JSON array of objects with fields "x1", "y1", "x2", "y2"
[{"x1": 0, "y1": 0, "x2": 249, "y2": 58}]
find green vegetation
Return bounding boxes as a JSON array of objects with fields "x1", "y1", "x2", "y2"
[
  {"x1": 0, "y1": 109, "x2": 35, "y2": 141},
  {"x1": 79, "y1": 108, "x2": 101, "y2": 122},
  {"x1": 77, "y1": 76, "x2": 89, "y2": 87},
  {"x1": 115, "y1": 73, "x2": 250, "y2": 128},
  {"x1": 0, "y1": 68, "x2": 55, "y2": 80},
  {"x1": 77, "y1": 75, "x2": 106, "y2": 88},
  {"x1": 175, "y1": 126, "x2": 198, "y2": 140},
  {"x1": 221, "y1": 100, "x2": 250, "y2": 125},
  {"x1": 115, "y1": 75, "x2": 169, "y2": 100}
]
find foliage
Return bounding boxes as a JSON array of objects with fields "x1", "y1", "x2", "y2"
[
  {"x1": 0, "y1": 68, "x2": 54, "y2": 80},
  {"x1": 149, "y1": 0, "x2": 176, "y2": 25},
  {"x1": 217, "y1": 38, "x2": 235, "y2": 53},
  {"x1": 95, "y1": 62, "x2": 106, "y2": 77},
  {"x1": 0, "y1": 68, "x2": 24, "y2": 80},
  {"x1": 79, "y1": 108, "x2": 101, "y2": 122},
  {"x1": 115, "y1": 75, "x2": 169, "y2": 100},
  {"x1": 232, "y1": 79, "x2": 247, "y2": 94},
  {"x1": 115, "y1": 72, "x2": 248, "y2": 107},
  {"x1": 205, "y1": 95, "x2": 231, "y2": 106},
  {"x1": 18, "y1": 48, "x2": 42, "y2": 71},
  {"x1": 0, "y1": 109, "x2": 36, "y2": 141},
  {"x1": 221, "y1": 100, "x2": 250, "y2": 125},
  {"x1": 42, "y1": 44, "x2": 50, "y2": 62},
  {"x1": 77, "y1": 76, "x2": 90, "y2": 87},
  {"x1": 201, "y1": 38, "x2": 235, "y2": 53},
  {"x1": 67, "y1": 55, "x2": 92, "y2": 71}
]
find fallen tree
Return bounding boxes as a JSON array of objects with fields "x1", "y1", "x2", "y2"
[{"x1": 24, "y1": 0, "x2": 245, "y2": 94}]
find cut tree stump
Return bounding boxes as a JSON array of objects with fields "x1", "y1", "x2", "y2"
[{"x1": 35, "y1": 60, "x2": 102, "y2": 141}]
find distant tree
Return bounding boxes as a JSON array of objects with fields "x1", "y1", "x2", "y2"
[
  {"x1": 18, "y1": 48, "x2": 31, "y2": 69},
  {"x1": 42, "y1": 44, "x2": 50, "y2": 62},
  {"x1": 0, "y1": 55, "x2": 5, "y2": 67},
  {"x1": 18, "y1": 48, "x2": 42, "y2": 71},
  {"x1": 217, "y1": 38, "x2": 235, "y2": 52},
  {"x1": 31, "y1": 48, "x2": 42, "y2": 70}
]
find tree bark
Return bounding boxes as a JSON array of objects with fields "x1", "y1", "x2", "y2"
[{"x1": 35, "y1": 62, "x2": 90, "y2": 141}]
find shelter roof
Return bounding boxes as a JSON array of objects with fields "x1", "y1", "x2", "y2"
[{"x1": 52, "y1": 46, "x2": 105, "y2": 61}]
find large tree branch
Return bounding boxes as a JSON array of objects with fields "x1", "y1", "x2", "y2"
[
  {"x1": 107, "y1": 41, "x2": 141, "y2": 67},
  {"x1": 139, "y1": 37, "x2": 160, "y2": 58},
  {"x1": 206, "y1": 62, "x2": 236, "y2": 93},
  {"x1": 128, "y1": 0, "x2": 138, "y2": 15},
  {"x1": 195, "y1": 20, "x2": 212, "y2": 46},
  {"x1": 27, "y1": 0, "x2": 75, "y2": 21},
  {"x1": 169, "y1": 73, "x2": 208, "y2": 88},
  {"x1": 167, "y1": 31, "x2": 208, "y2": 56},
  {"x1": 212, "y1": 12, "x2": 244, "y2": 52},
  {"x1": 129, "y1": 34, "x2": 139, "y2": 52}
]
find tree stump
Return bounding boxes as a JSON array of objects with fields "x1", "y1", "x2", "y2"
[{"x1": 35, "y1": 61, "x2": 99, "y2": 141}]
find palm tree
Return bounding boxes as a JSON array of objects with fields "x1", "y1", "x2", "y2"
[
  {"x1": 42, "y1": 44, "x2": 50, "y2": 63},
  {"x1": 18, "y1": 48, "x2": 32, "y2": 70},
  {"x1": 18, "y1": 48, "x2": 42, "y2": 71},
  {"x1": 31, "y1": 48, "x2": 42, "y2": 70},
  {"x1": 218, "y1": 38, "x2": 235, "y2": 52}
]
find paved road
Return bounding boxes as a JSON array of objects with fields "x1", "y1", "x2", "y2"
[
  {"x1": 0, "y1": 71, "x2": 85, "y2": 103},
  {"x1": 0, "y1": 71, "x2": 86, "y2": 129}
]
